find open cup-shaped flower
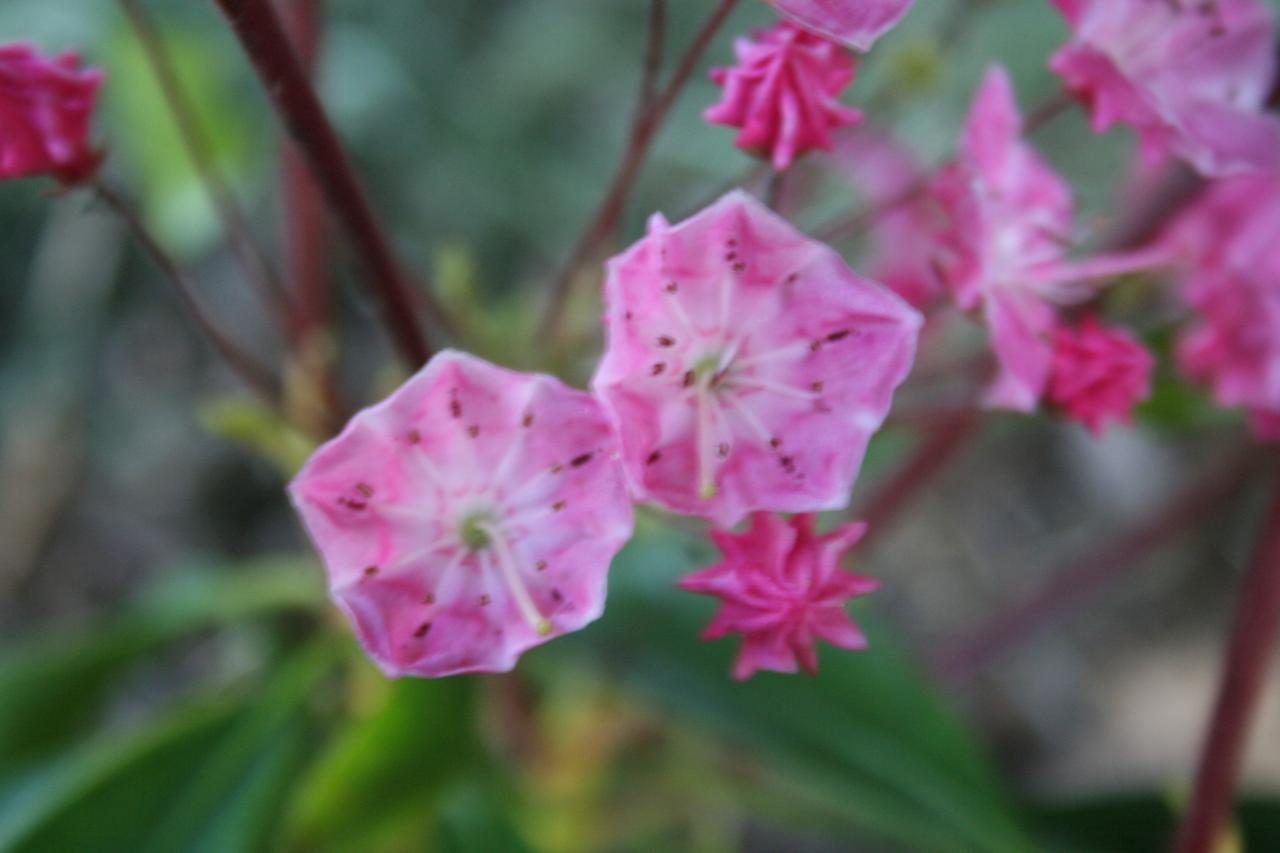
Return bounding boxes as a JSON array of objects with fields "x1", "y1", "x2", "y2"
[
  {"x1": 592, "y1": 190, "x2": 921, "y2": 528},
  {"x1": 290, "y1": 350, "x2": 634, "y2": 677}
]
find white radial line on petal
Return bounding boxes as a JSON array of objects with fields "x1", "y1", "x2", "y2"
[
  {"x1": 695, "y1": 376, "x2": 718, "y2": 500},
  {"x1": 731, "y1": 340, "x2": 812, "y2": 371},
  {"x1": 383, "y1": 537, "x2": 460, "y2": 574},
  {"x1": 499, "y1": 468, "x2": 558, "y2": 514},
  {"x1": 407, "y1": 448, "x2": 449, "y2": 492},
  {"x1": 663, "y1": 288, "x2": 700, "y2": 341},
  {"x1": 723, "y1": 392, "x2": 775, "y2": 445},
  {"x1": 376, "y1": 502, "x2": 446, "y2": 528},
  {"x1": 500, "y1": 503, "x2": 555, "y2": 532},
  {"x1": 731, "y1": 377, "x2": 818, "y2": 401},
  {"x1": 429, "y1": 547, "x2": 468, "y2": 594},
  {"x1": 477, "y1": 522, "x2": 550, "y2": 636},
  {"x1": 718, "y1": 270, "x2": 733, "y2": 332},
  {"x1": 479, "y1": 379, "x2": 544, "y2": 502}
]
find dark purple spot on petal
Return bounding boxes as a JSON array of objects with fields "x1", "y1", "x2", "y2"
[
  {"x1": 522, "y1": 412, "x2": 534, "y2": 428},
  {"x1": 811, "y1": 381, "x2": 824, "y2": 392},
  {"x1": 717, "y1": 442, "x2": 730, "y2": 458},
  {"x1": 770, "y1": 437, "x2": 782, "y2": 449},
  {"x1": 550, "y1": 463, "x2": 563, "y2": 474},
  {"x1": 682, "y1": 370, "x2": 695, "y2": 388},
  {"x1": 665, "y1": 281, "x2": 678, "y2": 293},
  {"x1": 449, "y1": 398, "x2": 462, "y2": 418},
  {"x1": 479, "y1": 594, "x2": 491, "y2": 606},
  {"x1": 552, "y1": 500, "x2": 566, "y2": 512},
  {"x1": 467, "y1": 424, "x2": 480, "y2": 438},
  {"x1": 651, "y1": 362, "x2": 666, "y2": 376},
  {"x1": 422, "y1": 592, "x2": 435, "y2": 604},
  {"x1": 407, "y1": 429, "x2": 421, "y2": 444},
  {"x1": 355, "y1": 482, "x2": 374, "y2": 498},
  {"x1": 550, "y1": 588, "x2": 564, "y2": 603},
  {"x1": 657, "y1": 335, "x2": 676, "y2": 348},
  {"x1": 363, "y1": 565, "x2": 379, "y2": 578},
  {"x1": 646, "y1": 450, "x2": 662, "y2": 465},
  {"x1": 570, "y1": 452, "x2": 594, "y2": 468},
  {"x1": 826, "y1": 329, "x2": 850, "y2": 342},
  {"x1": 535, "y1": 560, "x2": 547, "y2": 571},
  {"x1": 414, "y1": 622, "x2": 432, "y2": 638}
]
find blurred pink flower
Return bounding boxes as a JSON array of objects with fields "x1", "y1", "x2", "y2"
[
  {"x1": 0, "y1": 43, "x2": 103, "y2": 184},
  {"x1": 704, "y1": 21, "x2": 862, "y2": 171},
  {"x1": 770, "y1": 0, "x2": 914, "y2": 51},
  {"x1": 1163, "y1": 176, "x2": 1280, "y2": 437},
  {"x1": 826, "y1": 127, "x2": 944, "y2": 310},
  {"x1": 1048, "y1": 316, "x2": 1154, "y2": 436},
  {"x1": 679, "y1": 512, "x2": 877, "y2": 680},
  {"x1": 289, "y1": 350, "x2": 634, "y2": 677},
  {"x1": 592, "y1": 190, "x2": 921, "y2": 528},
  {"x1": 1048, "y1": 0, "x2": 1280, "y2": 176},
  {"x1": 923, "y1": 66, "x2": 1164, "y2": 411}
]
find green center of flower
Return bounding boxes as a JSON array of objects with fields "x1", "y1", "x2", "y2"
[{"x1": 459, "y1": 510, "x2": 494, "y2": 551}]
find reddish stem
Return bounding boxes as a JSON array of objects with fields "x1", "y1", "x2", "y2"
[
  {"x1": 856, "y1": 412, "x2": 980, "y2": 552},
  {"x1": 1175, "y1": 463, "x2": 1280, "y2": 853},
  {"x1": 539, "y1": 0, "x2": 740, "y2": 340},
  {"x1": 277, "y1": 0, "x2": 327, "y2": 345},
  {"x1": 94, "y1": 182, "x2": 279, "y2": 400},
  {"x1": 933, "y1": 449, "x2": 1258, "y2": 685},
  {"x1": 119, "y1": 0, "x2": 290, "y2": 328},
  {"x1": 212, "y1": 0, "x2": 437, "y2": 366}
]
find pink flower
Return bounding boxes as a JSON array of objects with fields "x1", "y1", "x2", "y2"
[
  {"x1": 769, "y1": 0, "x2": 914, "y2": 51},
  {"x1": 704, "y1": 21, "x2": 862, "y2": 172},
  {"x1": 289, "y1": 350, "x2": 634, "y2": 677},
  {"x1": 1048, "y1": 0, "x2": 1280, "y2": 176},
  {"x1": 591, "y1": 190, "x2": 921, "y2": 528},
  {"x1": 1048, "y1": 316, "x2": 1154, "y2": 435},
  {"x1": 1163, "y1": 177, "x2": 1280, "y2": 438},
  {"x1": 679, "y1": 513, "x2": 877, "y2": 680},
  {"x1": 0, "y1": 43, "x2": 103, "y2": 184},
  {"x1": 921, "y1": 65, "x2": 1164, "y2": 411}
]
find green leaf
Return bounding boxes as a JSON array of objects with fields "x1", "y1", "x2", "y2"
[
  {"x1": 561, "y1": 524, "x2": 1030, "y2": 853},
  {"x1": 436, "y1": 780, "x2": 535, "y2": 853},
  {"x1": 284, "y1": 676, "x2": 479, "y2": 852},
  {"x1": 0, "y1": 557, "x2": 323, "y2": 780},
  {"x1": 0, "y1": 642, "x2": 339, "y2": 853}
]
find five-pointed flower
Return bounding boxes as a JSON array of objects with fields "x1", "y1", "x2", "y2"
[
  {"x1": 704, "y1": 21, "x2": 863, "y2": 172},
  {"x1": 289, "y1": 350, "x2": 634, "y2": 677},
  {"x1": 769, "y1": 0, "x2": 914, "y2": 52},
  {"x1": 1048, "y1": 0, "x2": 1280, "y2": 176},
  {"x1": 920, "y1": 65, "x2": 1165, "y2": 411},
  {"x1": 1048, "y1": 316, "x2": 1154, "y2": 436},
  {"x1": 0, "y1": 43, "x2": 103, "y2": 184},
  {"x1": 679, "y1": 512, "x2": 877, "y2": 680},
  {"x1": 592, "y1": 190, "x2": 921, "y2": 528}
]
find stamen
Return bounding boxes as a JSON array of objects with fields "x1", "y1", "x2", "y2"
[
  {"x1": 695, "y1": 376, "x2": 718, "y2": 499},
  {"x1": 478, "y1": 522, "x2": 551, "y2": 636},
  {"x1": 731, "y1": 340, "x2": 811, "y2": 371},
  {"x1": 731, "y1": 376, "x2": 820, "y2": 401},
  {"x1": 722, "y1": 392, "x2": 774, "y2": 445}
]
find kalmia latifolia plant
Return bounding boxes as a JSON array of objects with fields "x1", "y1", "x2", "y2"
[{"x1": 8, "y1": 1, "x2": 1280, "y2": 848}]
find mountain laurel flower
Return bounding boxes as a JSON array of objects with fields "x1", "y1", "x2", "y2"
[
  {"x1": 1048, "y1": 0, "x2": 1280, "y2": 176},
  {"x1": 679, "y1": 513, "x2": 877, "y2": 680},
  {"x1": 704, "y1": 21, "x2": 862, "y2": 172},
  {"x1": 591, "y1": 190, "x2": 921, "y2": 528},
  {"x1": 1048, "y1": 316, "x2": 1154, "y2": 436},
  {"x1": 1164, "y1": 176, "x2": 1280, "y2": 437},
  {"x1": 0, "y1": 43, "x2": 103, "y2": 184},
  {"x1": 289, "y1": 350, "x2": 634, "y2": 678},
  {"x1": 769, "y1": 0, "x2": 914, "y2": 51},
  {"x1": 921, "y1": 65, "x2": 1165, "y2": 412}
]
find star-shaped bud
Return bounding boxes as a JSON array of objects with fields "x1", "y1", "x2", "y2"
[
  {"x1": 592, "y1": 190, "x2": 921, "y2": 528},
  {"x1": 679, "y1": 513, "x2": 877, "y2": 680},
  {"x1": 1048, "y1": 0, "x2": 1280, "y2": 176},
  {"x1": 289, "y1": 350, "x2": 634, "y2": 677},
  {"x1": 0, "y1": 43, "x2": 103, "y2": 184},
  {"x1": 1048, "y1": 316, "x2": 1154, "y2": 436},
  {"x1": 769, "y1": 0, "x2": 914, "y2": 52},
  {"x1": 704, "y1": 21, "x2": 862, "y2": 172}
]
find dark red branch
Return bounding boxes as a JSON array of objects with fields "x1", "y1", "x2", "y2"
[
  {"x1": 94, "y1": 182, "x2": 279, "y2": 400},
  {"x1": 211, "y1": 0, "x2": 437, "y2": 366},
  {"x1": 856, "y1": 412, "x2": 980, "y2": 552},
  {"x1": 1175, "y1": 461, "x2": 1280, "y2": 853},
  {"x1": 539, "y1": 0, "x2": 740, "y2": 340},
  {"x1": 119, "y1": 0, "x2": 291, "y2": 328},
  {"x1": 933, "y1": 449, "x2": 1259, "y2": 685}
]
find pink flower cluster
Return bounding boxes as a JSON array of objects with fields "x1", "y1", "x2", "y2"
[
  {"x1": 0, "y1": 43, "x2": 103, "y2": 184},
  {"x1": 294, "y1": 193, "x2": 920, "y2": 679}
]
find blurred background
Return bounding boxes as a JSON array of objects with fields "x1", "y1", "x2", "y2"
[{"x1": 2, "y1": 1, "x2": 1280, "y2": 850}]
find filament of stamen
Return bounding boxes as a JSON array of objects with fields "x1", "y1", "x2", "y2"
[
  {"x1": 478, "y1": 522, "x2": 551, "y2": 636},
  {"x1": 696, "y1": 377, "x2": 719, "y2": 499},
  {"x1": 731, "y1": 340, "x2": 811, "y2": 371},
  {"x1": 731, "y1": 376, "x2": 819, "y2": 401}
]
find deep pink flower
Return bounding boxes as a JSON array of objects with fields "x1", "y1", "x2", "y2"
[
  {"x1": 1048, "y1": 0, "x2": 1280, "y2": 176},
  {"x1": 0, "y1": 43, "x2": 103, "y2": 184},
  {"x1": 1163, "y1": 176, "x2": 1280, "y2": 437},
  {"x1": 289, "y1": 350, "x2": 634, "y2": 677},
  {"x1": 592, "y1": 190, "x2": 921, "y2": 528},
  {"x1": 1047, "y1": 316, "x2": 1154, "y2": 435},
  {"x1": 770, "y1": 0, "x2": 914, "y2": 51},
  {"x1": 704, "y1": 21, "x2": 862, "y2": 172},
  {"x1": 921, "y1": 65, "x2": 1165, "y2": 411},
  {"x1": 679, "y1": 512, "x2": 877, "y2": 680}
]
